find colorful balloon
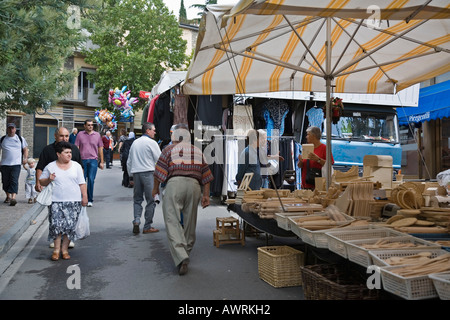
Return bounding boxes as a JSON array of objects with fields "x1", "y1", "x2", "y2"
[
  {"x1": 108, "y1": 85, "x2": 138, "y2": 121},
  {"x1": 95, "y1": 109, "x2": 117, "y2": 132}
]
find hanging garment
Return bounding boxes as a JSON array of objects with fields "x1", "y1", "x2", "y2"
[
  {"x1": 141, "y1": 103, "x2": 150, "y2": 125},
  {"x1": 153, "y1": 93, "x2": 172, "y2": 141},
  {"x1": 293, "y1": 107, "x2": 305, "y2": 143},
  {"x1": 222, "y1": 108, "x2": 230, "y2": 132},
  {"x1": 272, "y1": 138, "x2": 294, "y2": 188},
  {"x1": 294, "y1": 142, "x2": 302, "y2": 189},
  {"x1": 147, "y1": 95, "x2": 159, "y2": 123},
  {"x1": 306, "y1": 107, "x2": 324, "y2": 128},
  {"x1": 173, "y1": 93, "x2": 188, "y2": 125},
  {"x1": 262, "y1": 99, "x2": 290, "y2": 137},
  {"x1": 224, "y1": 139, "x2": 239, "y2": 193},
  {"x1": 232, "y1": 105, "x2": 254, "y2": 136},
  {"x1": 197, "y1": 95, "x2": 223, "y2": 126}
]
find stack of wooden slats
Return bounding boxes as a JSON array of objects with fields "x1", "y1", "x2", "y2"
[{"x1": 347, "y1": 181, "x2": 374, "y2": 218}]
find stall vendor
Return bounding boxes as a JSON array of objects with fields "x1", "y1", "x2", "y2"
[{"x1": 297, "y1": 126, "x2": 334, "y2": 190}]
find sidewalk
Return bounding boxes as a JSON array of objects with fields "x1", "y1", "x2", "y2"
[{"x1": 0, "y1": 196, "x2": 46, "y2": 258}]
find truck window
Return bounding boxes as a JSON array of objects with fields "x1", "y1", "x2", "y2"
[{"x1": 328, "y1": 110, "x2": 399, "y2": 143}]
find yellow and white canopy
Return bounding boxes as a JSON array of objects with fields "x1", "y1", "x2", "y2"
[{"x1": 183, "y1": 0, "x2": 450, "y2": 96}]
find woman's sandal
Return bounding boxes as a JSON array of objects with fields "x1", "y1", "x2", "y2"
[
  {"x1": 51, "y1": 251, "x2": 60, "y2": 261},
  {"x1": 62, "y1": 252, "x2": 71, "y2": 260}
]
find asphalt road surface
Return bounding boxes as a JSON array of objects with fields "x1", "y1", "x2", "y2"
[{"x1": 0, "y1": 163, "x2": 304, "y2": 301}]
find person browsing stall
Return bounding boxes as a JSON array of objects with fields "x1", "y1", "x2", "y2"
[{"x1": 297, "y1": 126, "x2": 334, "y2": 190}]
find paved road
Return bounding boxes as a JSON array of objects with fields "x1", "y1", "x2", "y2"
[{"x1": 0, "y1": 162, "x2": 305, "y2": 301}]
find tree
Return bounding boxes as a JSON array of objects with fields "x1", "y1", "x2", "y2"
[
  {"x1": 190, "y1": 0, "x2": 217, "y2": 18},
  {"x1": 179, "y1": 0, "x2": 187, "y2": 22},
  {"x1": 0, "y1": 0, "x2": 91, "y2": 115},
  {"x1": 83, "y1": 0, "x2": 188, "y2": 111}
]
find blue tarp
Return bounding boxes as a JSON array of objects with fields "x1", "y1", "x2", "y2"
[{"x1": 398, "y1": 79, "x2": 450, "y2": 125}]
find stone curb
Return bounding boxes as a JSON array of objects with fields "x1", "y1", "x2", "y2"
[{"x1": 0, "y1": 204, "x2": 46, "y2": 258}]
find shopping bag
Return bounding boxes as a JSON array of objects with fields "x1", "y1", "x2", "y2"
[
  {"x1": 36, "y1": 183, "x2": 53, "y2": 206},
  {"x1": 75, "y1": 206, "x2": 90, "y2": 240}
]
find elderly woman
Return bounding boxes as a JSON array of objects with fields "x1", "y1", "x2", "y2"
[
  {"x1": 39, "y1": 141, "x2": 88, "y2": 261},
  {"x1": 297, "y1": 126, "x2": 334, "y2": 190}
]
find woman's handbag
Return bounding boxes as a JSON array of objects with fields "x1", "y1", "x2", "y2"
[
  {"x1": 36, "y1": 182, "x2": 53, "y2": 206},
  {"x1": 75, "y1": 206, "x2": 90, "y2": 240},
  {"x1": 305, "y1": 159, "x2": 322, "y2": 185}
]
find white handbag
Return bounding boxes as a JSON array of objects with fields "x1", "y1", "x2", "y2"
[{"x1": 36, "y1": 182, "x2": 53, "y2": 206}]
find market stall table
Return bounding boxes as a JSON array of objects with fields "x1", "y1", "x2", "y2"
[{"x1": 227, "y1": 203, "x2": 296, "y2": 238}]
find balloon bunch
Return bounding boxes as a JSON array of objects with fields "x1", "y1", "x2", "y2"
[
  {"x1": 95, "y1": 109, "x2": 117, "y2": 132},
  {"x1": 108, "y1": 86, "x2": 137, "y2": 120}
]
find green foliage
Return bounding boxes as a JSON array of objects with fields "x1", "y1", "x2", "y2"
[
  {"x1": 190, "y1": 0, "x2": 217, "y2": 17},
  {"x1": 83, "y1": 0, "x2": 188, "y2": 110},
  {"x1": 179, "y1": 0, "x2": 187, "y2": 20},
  {"x1": 0, "y1": 0, "x2": 92, "y2": 115}
]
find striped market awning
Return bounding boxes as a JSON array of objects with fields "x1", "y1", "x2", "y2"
[{"x1": 182, "y1": 0, "x2": 450, "y2": 96}]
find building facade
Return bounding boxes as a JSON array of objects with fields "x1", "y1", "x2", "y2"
[{"x1": 3, "y1": 22, "x2": 198, "y2": 160}]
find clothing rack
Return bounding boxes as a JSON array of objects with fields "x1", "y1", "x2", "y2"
[{"x1": 267, "y1": 135, "x2": 295, "y2": 139}]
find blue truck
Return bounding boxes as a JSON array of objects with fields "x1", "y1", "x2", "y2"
[
  {"x1": 242, "y1": 85, "x2": 419, "y2": 177},
  {"x1": 323, "y1": 104, "x2": 401, "y2": 174}
]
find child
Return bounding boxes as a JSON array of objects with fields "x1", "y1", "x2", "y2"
[{"x1": 24, "y1": 158, "x2": 37, "y2": 204}]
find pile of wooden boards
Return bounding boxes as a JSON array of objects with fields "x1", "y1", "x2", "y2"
[
  {"x1": 258, "y1": 202, "x2": 324, "y2": 219},
  {"x1": 334, "y1": 181, "x2": 375, "y2": 218},
  {"x1": 238, "y1": 188, "x2": 324, "y2": 219}
]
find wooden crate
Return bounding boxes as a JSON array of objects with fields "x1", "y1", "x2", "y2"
[{"x1": 213, "y1": 217, "x2": 245, "y2": 247}]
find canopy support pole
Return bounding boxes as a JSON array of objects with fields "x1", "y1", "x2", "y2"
[{"x1": 325, "y1": 17, "x2": 332, "y2": 189}]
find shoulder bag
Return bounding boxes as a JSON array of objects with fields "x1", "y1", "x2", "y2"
[{"x1": 305, "y1": 159, "x2": 322, "y2": 185}]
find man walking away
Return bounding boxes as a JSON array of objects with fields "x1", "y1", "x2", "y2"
[
  {"x1": 120, "y1": 132, "x2": 135, "y2": 187},
  {"x1": 75, "y1": 120, "x2": 104, "y2": 207},
  {"x1": 127, "y1": 123, "x2": 161, "y2": 234},
  {"x1": 0, "y1": 123, "x2": 28, "y2": 206},
  {"x1": 152, "y1": 123, "x2": 214, "y2": 275}
]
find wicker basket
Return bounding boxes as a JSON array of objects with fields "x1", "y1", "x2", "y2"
[
  {"x1": 300, "y1": 264, "x2": 380, "y2": 300},
  {"x1": 257, "y1": 246, "x2": 304, "y2": 288}
]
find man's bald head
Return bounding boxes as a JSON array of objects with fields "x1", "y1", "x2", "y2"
[{"x1": 54, "y1": 127, "x2": 70, "y2": 142}]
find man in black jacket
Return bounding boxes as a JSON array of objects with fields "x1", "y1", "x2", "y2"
[{"x1": 35, "y1": 127, "x2": 82, "y2": 192}]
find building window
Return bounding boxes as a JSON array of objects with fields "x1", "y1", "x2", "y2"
[{"x1": 78, "y1": 71, "x2": 95, "y2": 99}]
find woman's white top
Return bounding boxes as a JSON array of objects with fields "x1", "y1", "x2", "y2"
[{"x1": 41, "y1": 160, "x2": 86, "y2": 202}]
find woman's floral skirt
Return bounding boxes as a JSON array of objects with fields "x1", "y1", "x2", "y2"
[{"x1": 48, "y1": 201, "x2": 82, "y2": 241}]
